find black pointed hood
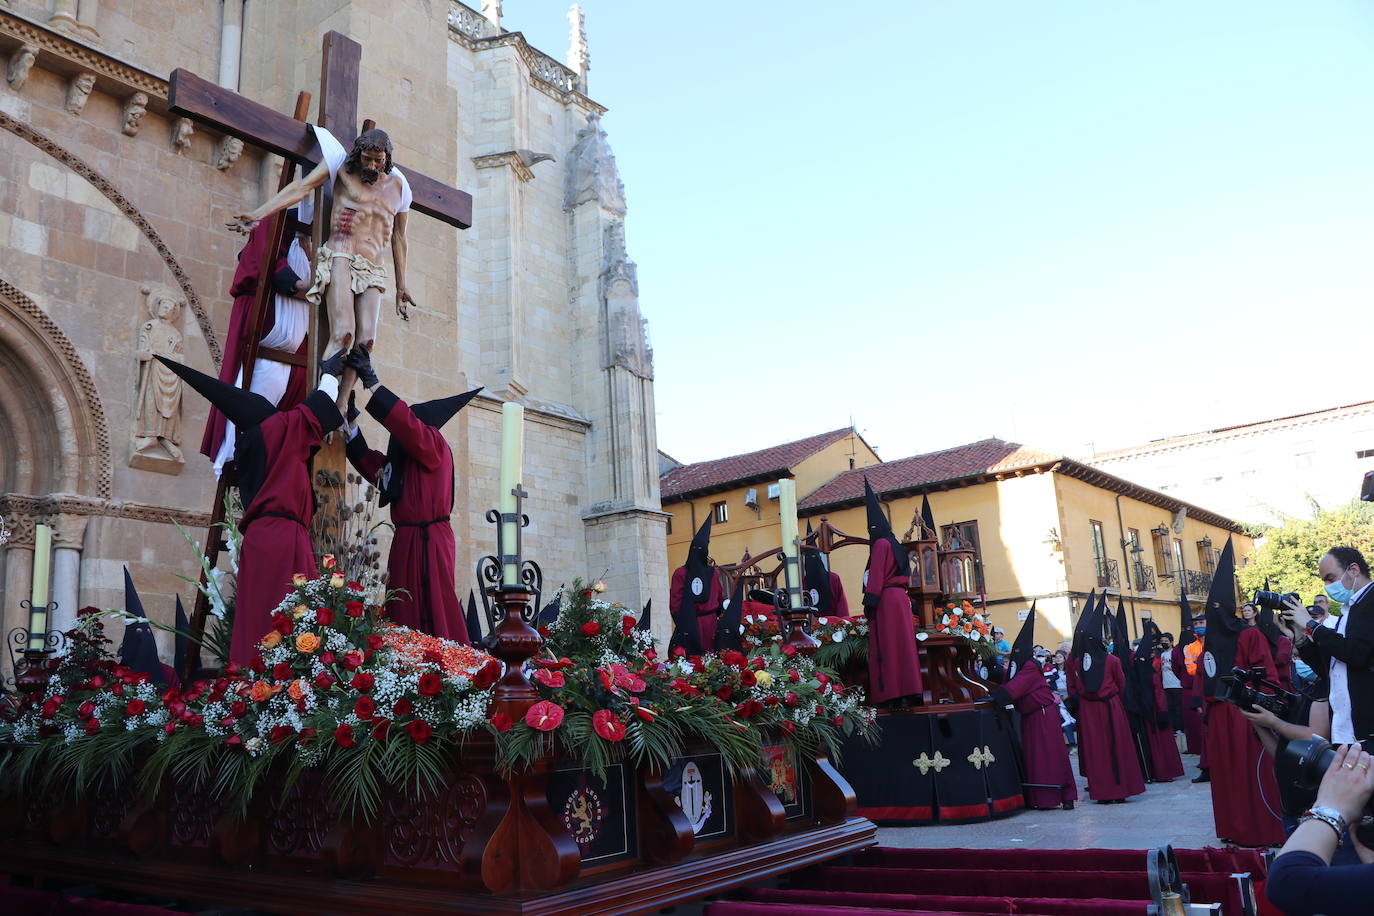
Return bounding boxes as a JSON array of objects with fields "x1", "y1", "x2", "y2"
[
  {"x1": 1006, "y1": 602, "x2": 1037, "y2": 678},
  {"x1": 1074, "y1": 590, "x2": 1109, "y2": 692},
  {"x1": 1124, "y1": 617, "x2": 1163, "y2": 718},
  {"x1": 1071, "y1": 589, "x2": 1097, "y2": 659},
  {"x1": 465, "y1": 591, "x2": 483, "y2": 647},
  {"x1": 1202, "y1": 538, "x2": 1241, "y2": 698},
  {"x1": 118, "y1": 568, "x2": 166, "y2": 686},
  {"x1": 803, "y1": 547, "x2": 833, "y2": 614},
  {"x1": 715, "y1": 575, "x2": 745, "y2": 655},
  {"x1": 677, "y1": 516, "x2": 715, "y2": 620},
  {"x1": 372, "y1": 387, "x2": 481, "y2": 508},
  {"x1": 173, "y1": 594, "x2": 189, "y2": 682},
  {"x1": 636, "y1": 598, "x2": 652, "y2": 632},
  {"x1": 1111, "y1": 597, "x2": 1133, "y2": 672},
  {"x1": 920, "y1": 494, "x2": 936, "y2": 538},
  {"x1": 863, "y1": 477, "x2": 910, "y2": 577},
  {"x1": 155, "y1": 355, "x2": 276, "y2": 430},
  {"x1": 1178, "y1": 593, "x2": 1197, "y2": 645}
]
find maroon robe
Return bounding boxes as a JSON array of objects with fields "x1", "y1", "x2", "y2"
[
  {"x1": 1067, "y1": 653, "x2": 1145, "y2": 802},
  {"x1": 1172, "y1": 643, "x2": 1206, "y2": 755},
  {"x1": 200, "y1": 221, "x2": 308, "y2": 460},
  {"x1": 670, "y1": 565, "x2": 724, "y2": 650},
  {"x1": 231, "y1": 391, "x2": 339, "y2": 665},
  {"x1": 1145, "y1": 662, "x2": 1185, "y2": 781},
  {"x1": 1272, "y1": 635, "x2": 1294, "y2": 692},
  {"x1": 862, "y1": 538, "x2": 922, "y2": 704},
  {"x1": 827, "y1": 572, "x2": 850, "y2": 617},
  {"x1": 346, "y1": 389, "x2": 467, "y2": 642},
  {"x1": 1001, "y1": 661, "x2": 1078, "y2": 809},
  {"x1": 1206, "y1": 626, "x2": 1285, "y2": 847}
]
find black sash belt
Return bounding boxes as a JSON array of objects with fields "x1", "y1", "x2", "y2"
[
  {"x1": 393, "y1": 516, "x2": 450, "y2": 632},
  {"x1": 242, "y1": 510, "x2": 307, "y2": 531}
]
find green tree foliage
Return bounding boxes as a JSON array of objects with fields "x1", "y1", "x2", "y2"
[{"x1": 1237, "y1": 501, "x2": 1374, "y2": 612}]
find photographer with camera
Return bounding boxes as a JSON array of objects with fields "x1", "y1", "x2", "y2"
[
  {"x1": 1285, "y1": 547, "x2": 1374, "y2": 754},
  {"x1": 1265, "y1": 745, "x2": 1374, "y2": 915}
]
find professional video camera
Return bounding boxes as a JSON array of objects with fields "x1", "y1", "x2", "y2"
[
  {"x1": 1218, "y1": 665, "x2": 1299, "y2": 720},
  {"x1": 1277, "y1": 737, "x2": 1374, "y2": 843},
  {"x1": 1253, "y1": 589, "x2": 1301, "y2": 612}
]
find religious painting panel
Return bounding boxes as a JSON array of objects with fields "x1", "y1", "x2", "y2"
[
  {"x1": 546, "y1": 760, "x2": 637, "y2": 867},
  {"x1": 761, "y1": 742, "x2": 812, "y2": 822},
  {"x1": 663, "y1": 751, "x2": 732, "y2": 841}
]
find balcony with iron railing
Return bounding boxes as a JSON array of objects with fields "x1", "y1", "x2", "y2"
[
  {"x1": 1185, "y1": 569, "x2": 1212, "y2": 597},
  {"x1": 1134, "y1": 562, "x2": 1156, "y2": 594},
  {"x1": 1095, "y1": 557, "x2": 1121, "y2": 591}
]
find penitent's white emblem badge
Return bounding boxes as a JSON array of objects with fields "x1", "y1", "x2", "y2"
[
  {"x1": 809, "y1": 588, "x2": 821, "y2": 606},
  {"x1": 675, "y1": 761, "x2": 713, "y2": 834},
  {"x1": 1203, "y1": 651, "x2": 1217, "y2": 679},
  {"x1": 862, "y1": 570, "x2": 870, "y2": 588},
  {"x1": 1081, "y1": 654, "x2": 1092, "y2": 671},
  {"x1": 690, "y1": 577, "x2": 704, "y2": 597},
  {"x1": 379, "y1": 463, "x2": 393, "y2": 491}
]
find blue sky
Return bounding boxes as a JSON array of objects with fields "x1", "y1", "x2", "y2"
[{"x1": 515, "y1": 2, "x2": 1374, "y2": 464}]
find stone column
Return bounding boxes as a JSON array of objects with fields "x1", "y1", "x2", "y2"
[
  {"x1": 75, "y1": 0, "x2": 100, "y2": 40},
  {"x1": 219, "y1": 0, "x2": 245, "y2": 89},
  {"x1": 50, "y1": 513, "x2": 88, "y2": 634},
  {"x1": 0, "y1": 511, "x2": 36, "y2": 684},
  {"x1": 49, "y1": 0, "x2": 78, "y2": 31}
]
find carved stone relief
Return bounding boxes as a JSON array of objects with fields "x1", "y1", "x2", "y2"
[
  {"x1": 6, "y1": 42, "x2": 36, "y2": 90},
  {"x1": 120, "y1": 91, "x2": 147, "y2": 136},
  {"x1": 214, "y1": 135, "x2": 244, "y2": 170},
  {"x1": 64, "y1": 71, "x2": 95, "y2": 115},
  {"x1": 171, "y1": 116, "x2": 193, "y2": 151},
  {"x1": 130, "y1": 284, "x2": 184, "y2": 472},
  {"x1": 565, "y1": 112, "x2": 625, "y2": 215}
]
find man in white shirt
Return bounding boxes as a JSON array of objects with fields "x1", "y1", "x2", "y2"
[{"x1": 1288, "y1": 547, "x2": 1374, "y2": 749}]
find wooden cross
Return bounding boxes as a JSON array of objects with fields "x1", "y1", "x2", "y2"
[{"x1": 168, "y1": 31, "x2": 472, "y2": 229}]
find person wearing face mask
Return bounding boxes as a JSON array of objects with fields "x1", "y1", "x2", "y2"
[{"x1": 1287, "y1": 547, "x2": 1374, "y2": 753}]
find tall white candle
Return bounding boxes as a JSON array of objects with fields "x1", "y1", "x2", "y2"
[
  {"x1": 778, "y1": 479, "x2": 800, "y2": 603},
  {"x1": 29, "y1": 523, "x2": 52, "y2": 650},
  {"x1": 498, "y1": 402, "x2": 525, "y2": 586}
]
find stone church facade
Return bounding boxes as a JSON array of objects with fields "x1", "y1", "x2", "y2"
[{"x1": 0, "y1": 0, "x2": 669, "y2": 674}]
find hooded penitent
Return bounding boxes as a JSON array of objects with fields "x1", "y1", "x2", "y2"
[
  {"x1": 715, "y1": 575, "x2": 746, "y2": 655},
  {"x1": 118, "y1": 567, "x2": 166, "y2": 686},
  {"x1": 803, "y1": 547, "x2": 834, "y2": 614},
  {"x1": 465, "y1": 591, "x2": 485, "y2": 648},
  {"x1": 636, "y1": 598, "x2": 652, "y2": 633},
  {"x1": 1005, "y1": 602, "x2": 1037, "y2": 680},
  {"x1": 1178, "y1": 593, "x2": 1196, "y2": 646},
  {"x1": 352, "y1": 387, "x2": 482, "y2": 508},
  {"x1": 1125, "y1": 616, "x2": 1162, "y2": 720},
  {"x1": 1074, "y1": 591, "x2": 1110, "y2": 693},
  {"x1": 1070, "y1": 588, "x2": 1097, "y2": 663},
  {"x1": 1201, "y1": 538, "x2": 1242, "y2": 698},
  {"x1": 670, "y1": 518, "x2": 714, "y2": 654},
  {"x1": 864, "y1": 479, "x2": 910, "y2": 577}
]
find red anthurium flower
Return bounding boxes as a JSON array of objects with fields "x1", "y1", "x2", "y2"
[
  {"x1": 351, "y1": 672, "x2": 375, "y2": 692},
  {"x1": 371, "y1": 719, "x2": 391, "y2": 742},
  {"x1": 393, "y1": 698, "x2": 413, "y2": 717},
  {"x1": 524, "y1": 700, "x2": 564, "y2": 731},
  {"x1": 315, "y1": 607, "x2": 334, "y2": 626},
  {"x1": 534, "y1": 668, "x2": 565, "y2": 688},
  {"x1": 406, "y1": 719, "x2": 433, "y2": 744},
  {"x1": 418, "y1": 672, "x2": 444, "y2": 696},
  {"x1": 597, "y1": 668, "x2": 614, "y2": 691},
  {"x1": 84, "y1": 718, "x2": 101, "y2": 736},
  {"x1": 580, "y1": 621, "x2": 601, "y2": 637},
  {"x1": 334, "y1": 723, "x2": 356, "y2": 747},
  {"x1": 635, "y1": 705, "x2": 656, "y2": 723},
  {"x1": 126, "y1": 699, "x2": 147, "y2": 716},
  {"x1": 489, "y1": 713, "x2": 514, "y2": 732},
  {"x1": 354, "y1": 696, "x2": 376, "y2": 720},
  {"x1": 592, "y1": 709, "x2": 626, "y2": 743}
]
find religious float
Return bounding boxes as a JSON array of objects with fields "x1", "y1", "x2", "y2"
[
  {"x1": 0, "y1": 405, "x2": 878, "y2": 916},
  {"x1": 725, "y1": 497, "x2": 1025, "y2": 826}
]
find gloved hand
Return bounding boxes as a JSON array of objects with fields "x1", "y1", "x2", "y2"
[
  {"x1": 346, "y1": 391, "x2": 360, "y2": 427},
  {"x1": 1190, "y1": 696, "x2": 1203, "y2": 711},
  {"x1": 348, "y1": 344, "x2": 379, "y2": 389},
  {"x1": 319, "y1": 347, "x2": 349, "y2": 378}
]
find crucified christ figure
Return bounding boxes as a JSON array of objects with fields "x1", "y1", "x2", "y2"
[{"x1": 227, "y1": 128, "x2": 415, "y2": 407}]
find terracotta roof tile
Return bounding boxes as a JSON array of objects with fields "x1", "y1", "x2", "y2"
[
  {"x1": 799, "y1": 438, "x2": 1062, "y2": 510},
  {"x1": 660, "y1": 428, "x2": 856, "y2": 501}
]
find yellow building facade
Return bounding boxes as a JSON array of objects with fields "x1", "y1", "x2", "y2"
[{"x1": 662, "y1": 436, "x2": 1254, "y2": 650}]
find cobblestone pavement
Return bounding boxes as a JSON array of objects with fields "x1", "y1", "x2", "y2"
[{"x1": 878, "y1": 750, "x2": 1236, "y2": 850}]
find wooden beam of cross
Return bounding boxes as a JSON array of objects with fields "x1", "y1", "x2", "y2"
[{"x1": 167, "y1": 31, "x2": 472, "y2": 229}]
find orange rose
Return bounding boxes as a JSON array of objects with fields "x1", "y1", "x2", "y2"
[
  {"x1": 250, "y1": 680, "x2": 274, "y2": 703},
  {"x1": 288, "y1": 679, "x2": 307, "y2": 702},
  {"x1": 260, "y1": 630, "x2": 283, "y2": 650},
  {"x1": 295, "y1": 632, "x2": 321, "y2": 654},
  {"x1": 292, "y1": 604, "x2": 310, "y2": 619}
]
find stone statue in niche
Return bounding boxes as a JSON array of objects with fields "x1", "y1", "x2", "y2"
[
  {"x1": 131, "y1": 285, "x2": 185, "y2": 471},
  {"x1": 65, "y1": 72, "x2": 95, "y2": 115},
  {"x1": 121, "y1": 92, "x2": 148, "y2": 136},
  {"x1": 6, "y1": 43, "x2": 37, "y2": 90},
  {"x1": 215, "y1": 136, "x2": 244, "y2": 171}
]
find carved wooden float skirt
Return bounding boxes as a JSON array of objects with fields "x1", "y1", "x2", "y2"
[{"x1": 0, "y1": 734, "x2": 876, "y2": 915}]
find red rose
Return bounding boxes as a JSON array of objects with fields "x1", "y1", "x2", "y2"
[
  {"x1": 315, "y1": 672, "x2": 335, "y2": 688},
  {"x1": 788, "y1": 670, "x2": 800, "y2": 684},
  {"x1": 354, "y1": 696, "x2": 376, "y2": 720},
  {"x1": 111, "y1": 682, "x2": 125, "y2": 697},
  {"x1": 418, "y1": 672, "x2": 444, "y2": 696},
  {"x1": 740, "y1": 670, "x2": 756, "y2": 687},
  {"x1": 816, "y1": 673, "x2": 830, "y2": 685},
  {"x1": 751, "y1": 656, "x2": 766, "y2": 670},
  {"x1": 366, "y1": 634, "x2": 384, "y2": 651},
  {"x1": 815, "y1": 705, "x2": 826, "y2": 716},
  {"x1": 84, "y1": 718, "x2": 101, "y2": 735},
  {"x1": 406, "y1": 719, "x2": 433, "y2": 744},
  {"x1": 273, "y1": 663, "x2": 293, "y2": 681},
  {"x1": 715, "y1": 687, "x2": 733, "y2": 701},
  {"x1": 580, "y1": 621, "x2": 601, "y2": 637},
  {"x1": 77, "y1": 701, "x2": 95, "y2": 720},
  {"x1": 393, "y1": 698, "x2": 413, "y2": 717},
  {"x1": 489, "y1": 713, "x2": 514, "y2": 732},
  {"x1": 320, "y1": 651, "x2": 336, "y2": 664},
  {"x1": 230, "y1": 699, "x2": 247, "y2": 717},
  {"x1": 833, "y1": 716, "x2": 844, "y2": 727},
  {"x1": 721, "y1": 650, "x2": 746, "y2": 668},
  {"x1": 784, "y1": 692, "x2": 799, "y2": 707},
  {"x1": 342, "y1": 650, "x2": 364, "y2": 670},
  {"x1": 764, "y1": 695, "x2": 780, "y2": 707},
  {"x1": 581, "y1": 588, "x2": 594, "y2": 598},
  {"x1": 832, "y1": 684, "x2": 845, "y2": 698},
  {"x1": 422, "y1": 648, "x2": 444, "y2": 664},
  {"x1": 371, "y1": 719, "x2": 391, "y2": 742},
  {"x1": 226, "y1": 733, "x2": 243, "y2": 747},
  {"x1": 126, "y1": 699, "x2": 147, "y2": 716},
  {"x1": 88, "y1": 675, "x2": 106, "y2": 689},
  {"x1": 224, "y1": 664, "x2": 242, "y2": 677},
  {"x1": 781, "y1": 721, "x2": 796, "y2": 734},
  {"x1": 534, "y1": 668, "x2": 566, "y2": 688},
  {"x1": 334, "y1": 723, "x2": 356, "y2": 747},
  {"x1": 592, "y1": 709, "x2": 626, "y2": 743},
  {"x1": 164, "y1": 722, "x2": 177, "y2": 735},
  {"x1": 472, "y1": 660, "x2": 502, "y2": 690},
  {"x1": 524, "y1": 700, "x2": 564, "y2": 731},
  {"x1": 269, "y1": 725, "x2": 294, "y2": 744},
  {"x1": 347, "y1": 580, "x2": 363, "y2": 591},
  {"x1": 351, "y1": 672, "x2": 375, "y2": 692},
  {"x1": 272, "y1": 613, "x2": 294, "y2": 636},
  {"x1": 346, "y1": 601, "x2": 365, "y2": 618},
  {"x1": 781, "y1": 644, "x2": 797, "y2": 658},
  {"x1": 622, "y1": 615, "x2": 637, "y2": 635},
  {"x1": 537, "y1": 624, "x2": 552, "y2": 638},
  {"x1": 671, "y1": 646, "x2": 686, "y2": 659},
  {"x1": 315, "y1": 607, "x2": 334, "y2": 626},
  {"x1": 298, "y1": 728, "x2": 317, "y2": 745},
  {"x1": 644, "y1": 648, "x2": 658, "y2": 661}
]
